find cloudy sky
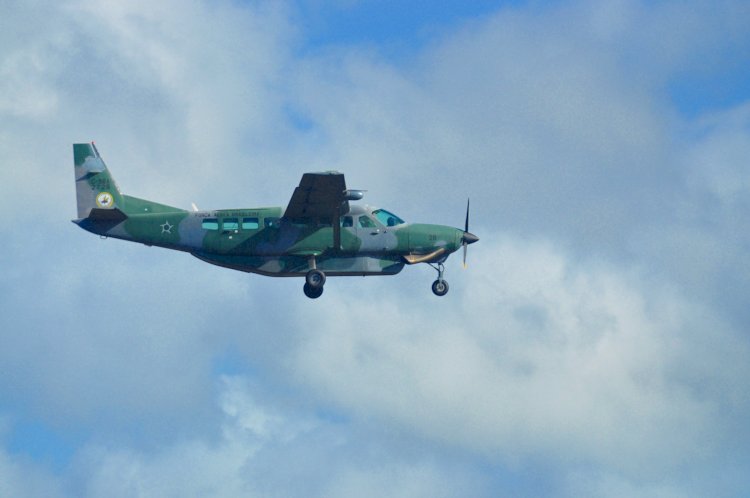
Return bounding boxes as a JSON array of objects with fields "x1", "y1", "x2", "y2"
[{"x1": 1, "y1": 0, "x2": 750, "y2": 496}]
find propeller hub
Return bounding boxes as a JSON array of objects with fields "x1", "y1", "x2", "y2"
[{"x1": 462, "y1": 232, "x2": 479, "y2": 245}]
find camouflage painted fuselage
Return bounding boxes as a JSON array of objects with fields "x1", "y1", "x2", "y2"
[{"x1": 73, "y1": 143, "x2": 465, "y2": 278}]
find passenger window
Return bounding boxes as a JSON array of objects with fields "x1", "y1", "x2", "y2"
[
  {"x1": 341, "y1": 216, "x2": 353, "y2": 227},
  {"x1": 223, "y1": 218, "x2": 239, "y2": 231},
  {"x1": 202, "y1": 218, "x2": 219, "y2": 230},
  {"x1": 358, "y1": 216, "x2": 376, "y2": 228},
  {"x1": 242, "y1": 217, "x2": 259, "y2": 229}
]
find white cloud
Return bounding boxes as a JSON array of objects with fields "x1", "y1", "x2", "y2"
[
  {"x1": 70, "y1": 376, "x2": 485, "y2": 497},
  {"x1": 1, "y1": 0, "x2": 750, "y2": 496},
  {"x1": 0, "y1": 445, "x2": 64, "y2": 498},
  {"x1": 289, "y1": 2, "x2": 678, "y2": 252},
  {"x1": 0, "y1": 2, "x2": 71, "y2": 120},
  {"x1": 686, "y1": 102, "x2": 750, "y2": 204},
  {"x1": 290, "y1": 234, "x2": 749, "y2": 480},
  {"x1": 61, "y1": 0, "x2": 300, "y2": 207},
  {"x1": 76, "y1": 378, "x2": 273, "y2": 497},
  {"x1": 563, "y1": 470, "x2": 687, "y2": 498},
  {"x1": 0, "y1": 46, "x2": 61, "y2": 119}
]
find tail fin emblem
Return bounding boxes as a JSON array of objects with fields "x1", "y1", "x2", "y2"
[{"x1": 96, "y1": 192, "x2": 114, "y2": 208}]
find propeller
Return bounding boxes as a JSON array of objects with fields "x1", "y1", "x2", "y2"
[{"x1": 461, "y1": 198, "x2": 479, "y2": 268}]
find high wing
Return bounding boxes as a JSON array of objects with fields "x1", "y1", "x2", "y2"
[
  {"x1": 284, "y1": 172, "x2": 350, "y2": 251},
  {"x1": 284, "y1": 172, "x2": 349, "y2": 219}
]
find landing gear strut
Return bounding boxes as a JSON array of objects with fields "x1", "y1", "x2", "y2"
[
  {"x1": 303, "y1": 266, "x2": 326, "y2": 299},
  {"x1": 429, "y1": 262, "x2": 449, "y2": 297}
]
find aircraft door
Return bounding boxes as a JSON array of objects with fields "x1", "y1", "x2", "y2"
[
  {"x1": 337, "y1": 215, "x2": 358, "y2": 253},
  {"x1": 355, "y1": 214, "x2": 389, "y2": 252}
]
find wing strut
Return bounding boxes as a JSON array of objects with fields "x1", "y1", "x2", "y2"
[{"x1": 333, "y1": 204, "x2": 342, "y2": 251}]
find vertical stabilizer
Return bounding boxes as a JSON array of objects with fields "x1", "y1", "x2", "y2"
[{"x1": 73, "y1": 143, "x2": 124, "y2": 219}]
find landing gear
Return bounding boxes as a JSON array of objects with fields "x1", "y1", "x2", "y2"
[
  {"x1": 305, "y1": 269, "x2": 326, "y2": 288},
  {"x1": 304, "y1": 268, "x2": 326, "y2": 299},
  {"x1": 303, "y1": 282, "x2": 324, "y2": 299},
  {"x1": 429, "y1": 262, "x2": 449, "y2": 297},
  {"x1": 432, "y1": 279, "x2": 449, "y2": 296}
]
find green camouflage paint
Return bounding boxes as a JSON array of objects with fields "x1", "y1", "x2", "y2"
[{"x1": 72, "y1": 143, "x2": 477, "y2": 296}]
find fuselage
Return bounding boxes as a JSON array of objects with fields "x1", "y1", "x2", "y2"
[{"x1": 76, "y1": 202, "x2": 465, "y2": 277}]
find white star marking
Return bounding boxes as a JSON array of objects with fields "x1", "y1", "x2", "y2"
[{"x1": 160, "y1": 221, "x2": 173, "y2": 234}]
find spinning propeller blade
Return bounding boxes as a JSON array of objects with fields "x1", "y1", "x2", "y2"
[
  {"x1": 461, "y1": 198, "x2": 478, "y2": 268},
  {"x1": 465, "y1": 198, "x2": 470, "y2": 233}
]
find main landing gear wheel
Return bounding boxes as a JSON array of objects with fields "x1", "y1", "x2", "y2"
[
  {"x1": 304, "y1": 268, "x2": 326, "y2": 299},
  {"x1": 305, "y1": 269, "x2": 326, "y2": 288},
  {"x1": 432, "y1": 279, "x2": 449, "y2": 296},
  {"x1": 303, "y1": 282, "x2": 324, "y2": 299}
]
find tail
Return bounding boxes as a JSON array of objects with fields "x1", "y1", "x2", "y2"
[
  {"x1": 73, "y1": 143, "x2": 184, "y2": 222},
  {"x1": 73, "y1": 142, "x2": 125, "y2": 220}
]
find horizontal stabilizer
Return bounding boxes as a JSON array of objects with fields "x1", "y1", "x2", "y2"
[
  {"x1": 72, "y1": 206, "x2": 129, "y2": 233},
  {"x1": 87, "y1": 207, "x2": 128, "y2": 222}
]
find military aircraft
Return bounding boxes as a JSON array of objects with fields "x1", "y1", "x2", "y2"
[{"x1": 72, "y1": 143, "x2": 478, "y2": 298}]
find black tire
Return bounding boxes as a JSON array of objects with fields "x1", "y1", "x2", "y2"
[
  {"x1": 431, "y1": 279, "x2": 449, "y2": 296},
  {"x1": 305, "y1": 269, "x2": 326, "y2": 289},
  {"x1": 303, "y1": 282, "x2": 324, "y2": 299}
]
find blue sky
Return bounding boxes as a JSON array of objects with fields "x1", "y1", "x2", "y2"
[
  {"x1": 1, "y1": 0, "x2": 750, "y2": 496},
  {"x1": 294, "y1": 1, "x2": 519, "y2": 48}
]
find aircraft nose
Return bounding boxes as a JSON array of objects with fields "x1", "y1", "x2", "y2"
[{"x1": 462, "y1": 231, "x2": 479, "y2": 245}]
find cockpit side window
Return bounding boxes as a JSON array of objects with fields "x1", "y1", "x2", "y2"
[
  {"x1": 358, "y1": 216, "x2": 377, "y2": 228},
  {"x1": 341, "y1": 216, "x2": 353, "y2": 227},
  {"x1": 372, "y1": 209, "x2": 405, "y2": 227}
]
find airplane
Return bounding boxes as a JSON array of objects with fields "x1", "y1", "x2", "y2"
[{"x1": 72, "y1": 143, "x2": 478, "y2": 298}]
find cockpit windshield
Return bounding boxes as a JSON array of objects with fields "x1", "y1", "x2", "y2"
[{"x1": 372, "y1": 209, "x2": 405, "y2": 227}]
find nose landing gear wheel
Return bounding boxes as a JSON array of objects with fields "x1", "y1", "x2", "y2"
[
  {"x1": 303, "y1": 282, "x2": 324, "y2": 299},
  {"x1": 432, "y1": 279, "x2": 449, "y2": 296},
  {"x1": 428, "y1": 261, "x2": 449, "y2": 296}
]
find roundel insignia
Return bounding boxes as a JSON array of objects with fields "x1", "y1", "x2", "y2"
[{"x1": 96, "y1": 191, "x2": 114, "y2": 209}]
